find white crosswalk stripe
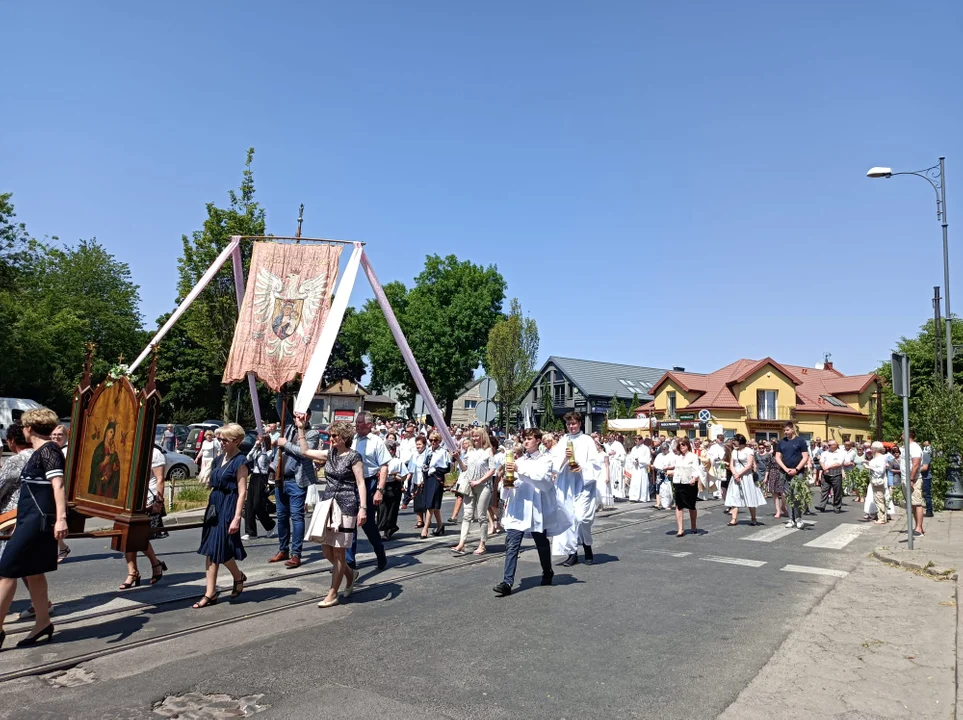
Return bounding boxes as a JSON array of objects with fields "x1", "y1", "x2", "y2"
[
  {"x1": 781, "y1": 564, "x2": 849, "y2": 578},
  {"x1": 702, "y1": 556, "x2": 767, "y2": 568},
  {"x1": 803, "y1": 523, "x2": 869, "y2": 550},
  {"x1": 744, "y1": 525, "x2": 798, "y2": 543}
]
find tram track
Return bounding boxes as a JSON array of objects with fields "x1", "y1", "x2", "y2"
[{"x1": 0, "y1": 502, "x2": 700, "y2": 683}]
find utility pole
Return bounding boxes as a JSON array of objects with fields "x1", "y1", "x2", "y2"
[{"x1": 934, "y1": 286, "x2": 944, "y2": 381}]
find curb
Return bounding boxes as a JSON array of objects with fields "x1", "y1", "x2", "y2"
[{"x1": 871, "y1": 547, "x2": 959, "y2": 581}]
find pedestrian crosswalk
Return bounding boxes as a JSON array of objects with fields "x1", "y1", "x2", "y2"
[{"x1": 741, "y1": 521, "x2": 869, "y2": 550}]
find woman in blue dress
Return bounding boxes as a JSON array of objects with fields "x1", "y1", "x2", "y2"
[
  {"x1": 194, "y1": 423, "x2": 248, "y2": 609},
  {"x1": 0, "y1": 408, "x2": 69, "y2": 649}
]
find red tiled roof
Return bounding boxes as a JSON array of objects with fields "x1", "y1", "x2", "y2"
[{"x1": 646, "y1": 359, "x2": 879, "y2": 415}]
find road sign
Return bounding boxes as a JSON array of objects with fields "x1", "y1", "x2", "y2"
[
  {"x1": 478, "y1": 377, "x2": 497, "y2": 401},
  {"x1": 891, "y1": 353, "x2": 910, "y2": 398},
  {"x1": 698, "y1": 409, "x2": 711, "y2": 423},
  {"x1": 476, "y1": 400, "x2": 496, "y2": 423}
]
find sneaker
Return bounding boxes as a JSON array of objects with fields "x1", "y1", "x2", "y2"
[
  {"x1": 241, "y1": 534, "x2": 251, "y2": 540},
  {"x1": 795, "y1": 519, "x2": 806, "y2": 529},
  {"x1": 785, "y1": 520, "x2": 796, "y2": 529},
  {"x1": 492, "y1": 582, "x2": 512, "y2": 596},
  {"x1": 18, "y1": 602, "x2": 53, "y2": 621}
]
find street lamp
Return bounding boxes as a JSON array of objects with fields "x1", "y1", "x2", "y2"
[{"x1": 867, "y1": 158, "x2": 952, "y2": 387}]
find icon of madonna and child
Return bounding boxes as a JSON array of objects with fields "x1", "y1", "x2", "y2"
[{"x1": 87, "y1": 421, "x2": 123, "y2": 500}]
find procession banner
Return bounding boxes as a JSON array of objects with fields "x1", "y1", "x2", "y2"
[
  {"x1": 230, "y1": 244, "x2": 264, "y2": 433},
  {"x1": 223, "y1": 241, "x2": 343, "y2": 391},
  {"x1": 360, "y1": 251, "x2": 457, "y2": 452},
  {"x1": 293, "y1": 243, "x2": 363, "y2": 414}
]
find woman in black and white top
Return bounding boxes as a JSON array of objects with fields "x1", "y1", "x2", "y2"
[
  {"x1": 450, "y1": 428, "x2": 496, "y2": 556},
  {"x1": 0, "y1": 408, "x2": 69, "y2": 649},
  {"x1": 726, "y1": 434, "x2": 767, "y2": 526},
  {"x1": 668, "y1": 438, "x2": 700, "y2": 537}
]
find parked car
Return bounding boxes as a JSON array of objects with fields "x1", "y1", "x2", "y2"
[
  {"x1": 154, "y1": 424, "x2": 190, "y2": 452},
  {"x1": 182, "y1": 423, "x2": 222, "y2": 458},
  {"x1": 155, "y1": 444, "x2": 199, "y2": 482},
  {"x1": 0, "y1": 398, "x2": 44, "y2": 449},
  {"x1": 202, "y1": 419, "x2": 225, "y2": 427},
  {"x1": 240, "y1": 430, "x2": 258, "y2": 454}
]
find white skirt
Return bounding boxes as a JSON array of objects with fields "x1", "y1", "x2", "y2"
[
  {"x1": 725, "y1": 476, "x2": 767, "y2": 508},
  {"x1": 628, "y1": 465, "x2": 649, "y2": 502},
  {"x1": 610, "y1": 459, "x2": 626, "y2": 499},
  {"x1": 597, "y1": 478, "x2": 614, "y2": 507}
]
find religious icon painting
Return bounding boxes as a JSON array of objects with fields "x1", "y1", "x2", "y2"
[{"x1": 73, "y1": 378, "x2": 139, "y2": 510}]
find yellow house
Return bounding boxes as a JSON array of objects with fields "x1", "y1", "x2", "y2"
[{"x1": 637, "y1": 358, "x2": 881, "y2": 444}]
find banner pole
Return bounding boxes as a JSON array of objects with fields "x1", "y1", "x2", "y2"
[
  {"x1": 129, "y1": 236, "x2": 241, "y2": 374},
  {"x1": 230, "y1": 244, "x2": 264, "y2": 434},
  {"x1": 359, "y1": 251, "x2": 457, "y2": 452}
]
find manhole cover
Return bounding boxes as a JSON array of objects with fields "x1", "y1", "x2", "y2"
[{"x1": 152, "y1": 692, "x2": 269, "y2": 719}]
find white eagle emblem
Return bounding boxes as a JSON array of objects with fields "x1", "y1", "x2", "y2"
[{"x1": 253, "y1": 268, "x2": 329, "y2": 358}]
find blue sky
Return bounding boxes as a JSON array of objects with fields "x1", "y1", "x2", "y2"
[{"x1": 5, "y1": 1, "x2": 962, "y2": 378}]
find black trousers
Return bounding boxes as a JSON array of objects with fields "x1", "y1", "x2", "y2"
[
  {"x1": 378, "y1": 482, "x2": 402, "y2": 534},
  {"x1": 245, "y1": 472, "x2": 276, "y2": 536},
  {"x1": 819, "y1": 472, "x2": 843, "y2": 510},
  {"x1": 503, "y1": 529, "x2": 552, "y2": 586}
]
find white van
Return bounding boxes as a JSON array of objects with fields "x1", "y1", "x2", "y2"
[{"x1": 0, "y1": 398, "x2": 44, "y2": 445}]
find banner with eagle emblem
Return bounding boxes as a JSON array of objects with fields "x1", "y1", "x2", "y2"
[{"x1": 223, "y1": 241, "x2": 343, "y2": 390}]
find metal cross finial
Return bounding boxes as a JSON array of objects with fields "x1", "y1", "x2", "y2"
[
  {"x1": 296, "y1": 203, "x2": 304, "y2": 239},
  {"x1": 118, "y1": 353, "x2": 125, "y2": 364}
]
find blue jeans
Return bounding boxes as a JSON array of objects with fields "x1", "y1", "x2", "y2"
[
  {"x1": 923, "y1": 471, "x2": 933, "y2": 514},
  {"x1": 346, "y1": 477, "x2": 387, "y2": 569},
  {"x1": 502, "y1": 529, "x2": 552, "y2": 587},
  {"x1": 276, "y1": 480, "x2": 306, "y2": 558}
]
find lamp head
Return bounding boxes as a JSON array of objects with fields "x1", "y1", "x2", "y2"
[{"x1": 867, "y1": 167, "x2": 893, "y2": 179}]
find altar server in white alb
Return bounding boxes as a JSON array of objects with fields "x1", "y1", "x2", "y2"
[
  {"x1": 606, "y1": 434, "x2": 627, "y2": 501},
  {"x1": 493, "y1": 428, "x2": 573, "y2": 596},
  {"x1": 627, "y1": 437, "x2": 652, "y2": 502},
  {"x1": 551, "y1": 412, "x2": 603, "y2": 567}
]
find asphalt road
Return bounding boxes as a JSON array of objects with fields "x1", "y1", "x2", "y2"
[{"x1": 0, "y1": 497, "x2": 887, "y2": 719}]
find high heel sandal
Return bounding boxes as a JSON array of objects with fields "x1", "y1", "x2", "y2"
[
  {"x1": 431, "y1": 525, "x2": 445, "y2": 536},
  {"x1": 150, "y1": 561, "x2": 167, "y2": 586},
  {"x1": 16, "y1": 624, "x2": 54, "y2": 647},
  {"x1": 192, "y1": 592, "x2": 219, "y2": 609},
  {"x1": 119, "y1": 571, "x2": 141, "y2": 590},
  {"x1": 230, "y1": 573, "x2": 247, "y2": 599},
  {"x1": 0, "y1": 629, "x2": 5, "y2": 651}
]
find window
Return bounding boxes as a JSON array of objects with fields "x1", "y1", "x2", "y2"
[
  {"x1": 667, "y1": 391, "x2": 677, "y2": 418},
  {"x1": 755, "y1": 431, "x2": 779, "y2": 443},
  {"x1": 756, "y1": 390, "x2": 777, "y2": 420},
  {"x1": 553, "y1": 384, "x2": 566, "y2": 404},
  {"x1": 568, "y1": 384, "x2": 573, "y2": 399},
  {"x1": 687, "y1": 428, "x2": 697, "y2": 440},
  {"x1": 464, "y1": 400, "x2": 478, "y2": 410},
  {"x1": 723, "y1": 429, "x2": 735, "y2": 441},
  {"x1": 841, "y1": 434, "x2": 851, "y2": 443},
  {"x1": 856, "y1": 435, "x2": 864, "y2": 443},
  {"x1": 821, "y1": 395, "x2": 848, "y2": 407},
  {"x1": 618, "y1": 378, "x2": 651, "y2": 395}
]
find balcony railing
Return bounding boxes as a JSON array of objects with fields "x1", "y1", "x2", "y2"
[{"x1": 745, "y1": 405, "x2": 795, "y2": 421}]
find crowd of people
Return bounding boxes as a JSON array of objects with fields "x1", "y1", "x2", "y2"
[{"x1": 0, "y1": 408, "x2": 932, "y2": 649}]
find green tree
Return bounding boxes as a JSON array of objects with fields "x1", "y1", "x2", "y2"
[
  {"x1": 358, "y1": 255, "x2": 505, "y2": 423},
  {"x1": 539, "y1": 376, "x2": 555, "y2": 430},
  {"x1": 628, "y1": 392, "x2": 641, "y2": 416},
  {"x1": 608, "y1": 395, "x2": 626, "y2": 420},
  {"x1": 323, "y1": 306, "x2": 367, "y2": 387},
  {"x1": 873, "y1": 318, "x2": 963, "y2": 439},
  {"x1": 913, "y1": 382, "x2": 963, "y2": 511},
  {"x1": 175, "y1": 148, "x2": 266, "y2": 420},
  {"x1": 483, "y1": 298, "x2": 539, "y2": 431}
]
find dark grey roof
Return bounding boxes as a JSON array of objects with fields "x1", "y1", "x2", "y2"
[
  {"x1": 364, "y1": 394, "x2": 397, "y2": 405},
  {"x1": 545, "y1": 356, "x2": 668, "y2": 401}
]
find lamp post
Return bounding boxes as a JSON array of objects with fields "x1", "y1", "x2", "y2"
[{"x1": 867, "y1": 158, "x2": 952, "y2": 386}]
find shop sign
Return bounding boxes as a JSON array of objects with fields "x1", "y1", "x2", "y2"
[
  {"x1": 659, "y1": 421, "x2": 680, "y2": 431},
  {"x1": 679, "y1": 421, "x2": 699, "y2": 428},
  {"x1": 678, "y1": 413, "x2": 696, "y2": 421}
]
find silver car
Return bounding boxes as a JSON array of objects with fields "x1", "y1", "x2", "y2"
[{"x1": 155, "y1": 444, "x2": 199, "y2": 481}]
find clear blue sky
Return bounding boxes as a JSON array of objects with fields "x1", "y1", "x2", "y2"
[{"x1": 5, "y1": 1, "x2": 962, "y2": 378}]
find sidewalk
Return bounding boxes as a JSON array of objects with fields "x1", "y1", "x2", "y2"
[{"x1": 721, "y1": 509, "x2": 961, "y2": 719}]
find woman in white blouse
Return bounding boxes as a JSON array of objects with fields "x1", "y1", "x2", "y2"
[
  {"x1": 725, "y1": 434, "x2": 766, "y2": 526},
  {"x1": 450, "y1": 428, "x2": 496, "y2": 555},
  {"x1": 195, "y1": 430, "x2": 221, "y2": 484},
  {"x1": 667, "y1": 438, "x2": 699, "y2": 537}
]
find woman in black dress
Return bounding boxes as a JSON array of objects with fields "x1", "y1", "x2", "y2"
[
  {"x1": 194, "y1": 423, "x2": 248, "y2": 609},
  {"x1": 0, "y1": 408, "x2": 69, "y2": 649},
  {"x1": 289, "y1": 416, "x2": 368, "y2": 608},
  {"x1": 419, "y1": 431, "x2": 450, "y2": 538}
]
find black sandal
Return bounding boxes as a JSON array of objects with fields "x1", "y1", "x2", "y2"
[
  {"x1": 150, "y1": 561, "x2": 167, "y2": 585},
  {"x1": 119, "y1": 571, "x2": 141, "y2": 590},
  {"x1": 193, "y1": 592, "x2": 219, "y2": 609},
  {"x1": 230, "y1": 573, "x2": 247, "y2": 599},
  {"x1": 675, "y1": 531, "x2": 686, "y2": 538},
  {"x1": 726, "y1": 521, "x2": 738, "y2": 526}
]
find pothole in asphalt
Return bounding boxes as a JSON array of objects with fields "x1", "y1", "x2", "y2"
[
  {"x1": 42, "y1": 667, "x2": 97, "y2": 688},
  {"x1": 152, "y1": 692, "x2": 269, "y2": 718}
]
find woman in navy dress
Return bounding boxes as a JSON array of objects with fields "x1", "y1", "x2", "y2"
[
  {"x1": 194, "y1": 423, "x2": 248, "y2": 609},
  {"x1": 0, "y1": 408, "x2": 69, "y2": 650}
]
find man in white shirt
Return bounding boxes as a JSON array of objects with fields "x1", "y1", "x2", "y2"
[
  {"x1": 347, "y1": 411, "x2": 390, "y2": 572},
  {"x1": 903, "y1": 430, "x2": 925, "y2": 536},
  {"x1": 551, "y1": 412, "x2": 602, "y2": 567},
  {"x1": 816, "y1": 439, "x2": 845, "y2": 513},
  {"x1": 627, "y1": 438, "x2": 652, "y2": 503}
]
